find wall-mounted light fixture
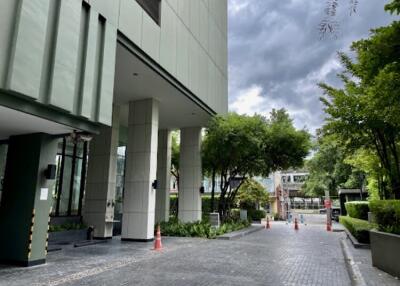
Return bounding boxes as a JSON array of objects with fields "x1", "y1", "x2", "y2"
[
  {"x1": 44, "y1": 164, "x2": 57, "y2": 180},
  {"x1": 152, "y1": 180, "x2": 158, "y2": 190}
]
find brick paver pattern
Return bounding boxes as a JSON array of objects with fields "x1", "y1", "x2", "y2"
[{"x1": 0, "y1": 219, "x2": 351, "y2": 286}]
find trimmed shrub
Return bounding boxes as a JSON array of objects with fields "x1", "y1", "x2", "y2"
[
  {"x1": 339, "y1": 216, "x2": 376, "y2": 243},
  {"x1": 370, "y1": 200, "x2": 400, "y2": 235},
  {"x1": 345, "y1": 201, "x2": 370, "y2": 220},
  {"x1": 170, "y1": 195, "x2": 218, "y2": 216},
  {"x1": 49, "y1": 222, "x2": 87, "y2": 233},
  {"x1": 158, "y1": 217, "x2": 250, "y2": 239},
  {"x1": 230, "y1": 209, "x2": 240, "y2": 220}
]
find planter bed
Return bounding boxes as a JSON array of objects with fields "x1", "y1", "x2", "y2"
[
  {"x1": 343, "y1": 228, "x2": 370, "y2": 249},
  {"x1": 370, "y1": 230, "x2": 400, "y2": 278},
  {"x1": 48, "y1": 229, "x2": 87, "y2": 245}
]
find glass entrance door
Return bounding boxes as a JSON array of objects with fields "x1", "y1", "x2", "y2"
[
  {"x1": 0, "y1": 143, "x2": 8, "y2": 203},
  {"x1": 51, "y1": 137, "x2": 88, "y2": 217}
]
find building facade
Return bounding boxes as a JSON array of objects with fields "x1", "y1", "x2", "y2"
[
  {"x1": 0, "y1": 0, "x2": 227, "y2": 266},
  {"x1": 271, "y1": 170, "x2": 314, "y2": 219}
]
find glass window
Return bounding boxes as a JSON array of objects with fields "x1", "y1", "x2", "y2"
[
  {"x1": 50, "y1": 154, "x2": 62, "y2": 214},
  {"x1": 115, "y1": 146, "x2": 126, "y2": 217},
  {"x1": 293, "y1": 175, "x2": 306, "y2": 183},
  {"x1": 70, "y1": 157, "x2": 83, "y2": 215},
  {"x1": 136, "y1": 0, "x2": 161, "y2": 25},
  {"x1": 58, "y1": 156, "x2": 73, "y2": 215},
  {"x1": 51, "y1": 138, "x2": 88, "y2": 217}
]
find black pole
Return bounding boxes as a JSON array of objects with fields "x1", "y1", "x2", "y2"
[
  {"x1": 55, "y1": 138, "x2": 66, "y2": 216},
  {"x1": 78, "y1": 141, "x2": 88, "y2": 217},
  {"x1": 67, "y1": 142, "x2": 78, "y2": 216}
]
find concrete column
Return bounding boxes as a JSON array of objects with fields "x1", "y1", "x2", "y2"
[
  {"x1": 83, "y1": 106, "x2": 119, "y2": 238},
  {"x1": 122, "y1": 99, "x2": 159, "y2": 241},
  {"x1": 155, "y1": 130, "x2": 171, "y2": 223},
  {"x1": 178, "y1": 127, "x2": 202, "y2": 222},
  {"x1": 0, "y1": 133, "x2": 57, "y2": 266}
]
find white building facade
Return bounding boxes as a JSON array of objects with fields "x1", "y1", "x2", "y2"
[{"x1": 0, "y1": 0, "x2": 227, "y2": 266}]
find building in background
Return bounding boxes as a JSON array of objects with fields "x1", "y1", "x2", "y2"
[
  {"x1": 0, "y1": 0, "x2": 227, "y2": 266},
  {"x1": 270, "y1": 170, "x2": 323, "y2": 219}
]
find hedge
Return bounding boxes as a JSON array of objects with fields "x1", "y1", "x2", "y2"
[
  {"x1": 170, "y1": 195, "x2": 265, "y2": 221},
  {"x1": 339, "y1": 216, "x2": 376, "y2": 244},
  {"x1": 158, "y1": 217, "x2": 250, "y2": 239},
  {"x1": 369, "y1": 200, "x2": 400, "y2": 235},
  {"x1": 170, "y1": 195, "x2": 218, "y2": 215},
  {"x1": 247, "y1": 209, "x2": 266, "y2": 221},
  {"x1": 345, "y1": 201, "x2": 370, "y2": 220}
]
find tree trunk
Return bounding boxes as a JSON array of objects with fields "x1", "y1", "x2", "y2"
[{"x1": 211, "y1": 169, "x2": 216, "y2": 212}]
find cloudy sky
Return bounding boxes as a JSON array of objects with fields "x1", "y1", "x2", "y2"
[{"x1": 228, "y1": 0, "x2": 397, "y2": 134}]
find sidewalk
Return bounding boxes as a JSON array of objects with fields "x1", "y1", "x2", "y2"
[{"x1": 342, "y1": 236, "x2": 400, "y2": 286}]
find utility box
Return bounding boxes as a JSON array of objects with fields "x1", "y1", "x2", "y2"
[
  {"x1": 240, "y1": 209, "x2": 247, "y2": 221},
  {"x1": 209, "y1": 213, "x2": 220, "y2": 228}
]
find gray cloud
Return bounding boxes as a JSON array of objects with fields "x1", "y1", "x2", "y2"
[{"x1": 228, "y1": 0, "x2": 397, "y2": 133}]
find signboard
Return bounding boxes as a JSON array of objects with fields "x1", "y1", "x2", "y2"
[
  {"x1": 209, "y1": 213, "x2": 220, "y2": 228},
  {"x1": 240, "y1": 209, "x2": 247, "y2": 221},
  {"x1": 40, "y1": 188, "x2": 48, "y2": 200}
]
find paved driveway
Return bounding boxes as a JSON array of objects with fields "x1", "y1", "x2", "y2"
[{"x1": 0, "y1": 222, "x2": 350, "y2": 286}]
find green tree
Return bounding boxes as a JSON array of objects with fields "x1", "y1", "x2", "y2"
[
  {"x1": 170, "y1": 131, "x2": 180, "y2": 187},
  {"x1": 202, "y1": 110, "x2": 310, "y2": 220},
  {"x1": 170, "y1": 131, "x2": 180, "y2": 215},
  {"x1": 302, "y1": 136, "x2": 359, "y2": 197},
  {"x1": 319, "y1": 21, "x2": 400, "y2": 198},
  {"x1": 235, "y1": 178, "x2": 269, "y2": 210},
  {"x1": 344, "y1": 149, "x2": 389, "y2": 200},
  {"x1": 320, "y1": 0, "x2": 399, "y2": 36},
  {"x1": 385, "y1": 0, "x2": 400, "y2": 14}
]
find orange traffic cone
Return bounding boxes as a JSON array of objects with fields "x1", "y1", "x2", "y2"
[
  {"x1": 294, "y1": 218, "x2": 299, "y2": 231},
  {"x1": 154, "y1": 224, "x2": 162, "y2": 251},
  {"x1": 266, "y1": 217, "x2": 270, "y2": 229}
]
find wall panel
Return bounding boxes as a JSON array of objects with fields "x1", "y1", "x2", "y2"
[
  {"x1": 80, "y1": 9, "x2": 99, "y2": 119},
  {"x1": 49, "y1": 0, "x2": 82, "y2": 112},
  {"x1": 0, "y1": 1, "x2": 18, "y2": 88},
  {"x1": 8, "y1": 0, "x2": 50, "y2": 100},
  {"x1": 141, "y1": 12, "x2": 160, "y2": 63},
  {"x1": 0, "y1": 1, "x2": 118, "y2": 127},
  {"x1": 98, "y1": 23, "x2": 117, "y2": 125},
  {"x1": 160, "y1": 2, "x2": 177, "y2": 76}
]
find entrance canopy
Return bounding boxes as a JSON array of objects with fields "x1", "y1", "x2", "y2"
[
  {"x1": 114, "y1": 42, "x2": 213, "y2": 130},
  {"x1": 0, "y1": 105, "x2": 75, "y2": 141}
]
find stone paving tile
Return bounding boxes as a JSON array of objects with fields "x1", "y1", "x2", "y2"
[{"x1": 0, "y1": 222, "x2": 351, "y2": 286}]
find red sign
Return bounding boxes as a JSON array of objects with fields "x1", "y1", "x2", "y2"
[{"x1": 324, "y1": 199, "x2": 332, "y2": 209}]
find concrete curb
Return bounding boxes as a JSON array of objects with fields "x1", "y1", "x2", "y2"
[
  {"x1": 340, "y1": 238, "x2": 367, "y2": 286},
  {"x1": 217, "y1": 225, "x2": 264, "y2": 240},
  {"x1": 74, "y1": 240, "x2": 108, "y2": 248},
  {"x1": 343, "y1": 228, "x2": 370, "y2": 249}
]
